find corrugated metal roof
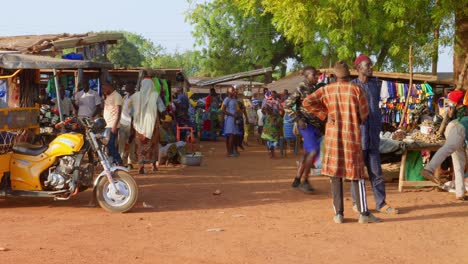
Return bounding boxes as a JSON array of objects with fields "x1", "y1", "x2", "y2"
[
  {"x1": 195, "y1": 67, "x2": 272, "y2": 86},
  {"x1": 189, "y1": 77, "x2": 264, "y2": 88}
]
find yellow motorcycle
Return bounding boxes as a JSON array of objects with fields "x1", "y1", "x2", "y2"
[{"x1": 0, "y1": 117, "x2": 138, "y2": 213}]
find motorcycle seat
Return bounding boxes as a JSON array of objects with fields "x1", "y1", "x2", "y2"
[{"x1": 12, "y1": 143, "x2": 48, "y2": 156}]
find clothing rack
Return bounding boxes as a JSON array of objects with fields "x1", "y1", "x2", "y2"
[{"x1": 380, "y1": 80, "x2": 434, "y2": 127}]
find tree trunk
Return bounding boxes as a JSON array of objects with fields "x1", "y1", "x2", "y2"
[
  {"x1": 454, "y1": 7, "x2": 468, "y2": 90},
  {"x1": 432, "y1": 25, "x2": 440, "y2": 76},
  {"x1": 375, "y1": 45, "x2": 389, "y2": 71}
]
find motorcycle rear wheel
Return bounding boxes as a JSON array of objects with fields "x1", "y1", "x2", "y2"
[{"x1": 95, "y1": 170, "x2": 138, "y2": 213}]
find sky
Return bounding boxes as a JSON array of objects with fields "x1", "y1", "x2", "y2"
[{"x1": 0, "y1": 0, "x2": 454, "y2": 72}]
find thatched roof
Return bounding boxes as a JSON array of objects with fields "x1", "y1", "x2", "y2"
[
  {"x1": 0, "y1": 33, "x2": 123, "y2": 54},
  {"x1": 266, "y1": 71, "x2": 302, "y2": 93}
]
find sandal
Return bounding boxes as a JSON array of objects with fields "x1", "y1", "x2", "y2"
[
  {"x1": 420, "y1": 169, "x2": 441, "y2": 185},
  {"x1": 378, "y1": 204, "x2": 399, "y2": 214}
]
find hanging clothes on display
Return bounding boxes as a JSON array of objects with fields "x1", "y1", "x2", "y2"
[
  {"x1": 153, "y1": 77, "x2": 162, "y2": 94},
  {"x1": 379, "y1": 80, "x2": 434, "y2": 128},
  {"x1": 161, "y1": 79, "x2": 170, "y2": 105}
]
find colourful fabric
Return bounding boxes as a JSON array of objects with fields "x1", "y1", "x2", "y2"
[
  {"x1": 263, "y1": 98, "x2": 282, "y2": 114},
  {"x1": 302, "y1": 81, "x2": 369, "y2": 180},
  {"x1": 153, "y1": 77, "x2": 162, "y2": 94},
  {"x1": 261, "y1": 113, "x2": 282, "y2": 142},
  {"x1": 206, "y1": 95, "x2": 220, "y2": 112},
  {"x1": 161, "y1": 79, "x2": 170, "y2": 105},
  {"x1": 46, "y1": 79, "x2": 56, "y2": 95},
  {"x1": 135, "y1": 121, "x2": 159, "y2": 164}
]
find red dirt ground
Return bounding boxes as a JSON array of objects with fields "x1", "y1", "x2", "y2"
[{"x1": 1, "y1": 140, "x2": 467, "y2": 264}]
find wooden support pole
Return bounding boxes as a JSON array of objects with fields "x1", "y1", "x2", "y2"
[
  {"x1": 53, "y1": 69, "x2": 64, "y2": 123},
  {"x1": 399, "y1": 46, "x2": 414, "y2": 128}
]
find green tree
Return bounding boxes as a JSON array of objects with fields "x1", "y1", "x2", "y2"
[
  {"x1": 106, "y1": 31, "x2": 163, "y2": 68},
  {"x1": 186, "y1": 0, "x2": 297, "y2": 77},
  {"x1": 152, "y1": 50, "x2": 203, "y2": 76},
  {"x1": 235, "y1": 0, "x2": 467, "y2": 72}
]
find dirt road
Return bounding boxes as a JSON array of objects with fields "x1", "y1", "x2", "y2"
[{"x1": 1, "y1": 140, "x2": 467, "y2": 264}]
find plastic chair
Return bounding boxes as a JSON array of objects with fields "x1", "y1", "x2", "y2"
[{"x1": 176, "y1": 125, "x2": 195, "y2": 151}]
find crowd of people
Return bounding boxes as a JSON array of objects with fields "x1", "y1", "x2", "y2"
[
  {"x1": 44, "y1": 73, "x2": 188, "y2": 175},
  {"x1": 42, "y1": 54, "x2": 467, "y2": 224},
  {"x1": 214, "y1": 55, "x2": 406, "y2": 224}
]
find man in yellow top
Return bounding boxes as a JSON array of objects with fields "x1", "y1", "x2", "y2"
[{"x1": 102, "y1": 81, "x2": 123, "y2": 165}]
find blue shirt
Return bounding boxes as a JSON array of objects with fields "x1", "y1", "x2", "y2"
[
  {"x1": 352, "y1": 78, "x2": 381, "y2": 150},
  {"x1": 459, "y1": 116, "x2": 468, "y2": 142}
]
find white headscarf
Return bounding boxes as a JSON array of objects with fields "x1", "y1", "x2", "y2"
[{"x1": 131, "y1": 79, "x2": 159, "y2": 139}]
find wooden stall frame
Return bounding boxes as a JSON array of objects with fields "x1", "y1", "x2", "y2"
[{"x1": 398, "y1": 143, "x2": 442, "y2": 192}]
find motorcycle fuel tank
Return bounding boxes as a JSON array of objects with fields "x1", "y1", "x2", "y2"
[{"x1": 46, "y1": 133, "x2": 84, "y2": 157}]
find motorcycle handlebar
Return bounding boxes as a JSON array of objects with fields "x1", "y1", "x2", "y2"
[
  {"x1": 54, "y1": 117, "x2": 95, "y2": 130},
  {"x1": 54, "y1": 117, "x2": 74, "y2": 129}
]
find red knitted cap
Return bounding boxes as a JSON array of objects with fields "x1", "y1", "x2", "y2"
[
  {"x1": 354, "y1": 54, "x2": 371, "y2": 67},
  {"x1": 448, "y1": 90, "x2": 465, "y2": 104}
]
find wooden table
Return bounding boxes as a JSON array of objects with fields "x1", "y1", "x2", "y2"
[{"x1": 398, "y1": 141, "x2": 444, "y2": 192}]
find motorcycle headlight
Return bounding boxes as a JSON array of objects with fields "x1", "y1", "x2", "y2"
[
  {"x1": 92, "y1": 118, "x2": 107, "y2": 134},
  {"x1": 98, "y1": 128, "x2": 111, "y2": 145}
]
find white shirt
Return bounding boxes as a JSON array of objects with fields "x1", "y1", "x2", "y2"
[
  {"x1": 120, "y1": 94, "x2": 133, "y2": 127},
  {"x1": 104, "y1": 90, "x2": 123, "y2": 128},
  {"x1": 257, "y1": 108, "x2": 264, "y2": 126},
  {"x1": 75, "y1": 89, "x2": 102, "y2": 118}
]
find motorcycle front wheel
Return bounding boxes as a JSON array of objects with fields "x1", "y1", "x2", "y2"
[{"x1": 95, "y1": 170, "x2": 138, "y2": 213}]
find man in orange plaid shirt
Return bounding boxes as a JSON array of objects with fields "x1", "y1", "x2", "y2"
[{"x1": 303, "y1": 61, "x2": 381, "y2": 224}]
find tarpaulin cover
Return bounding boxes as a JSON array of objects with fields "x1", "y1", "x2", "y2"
[{"x1": 0, "y1": 53, "x2": 112, "y2": 69}]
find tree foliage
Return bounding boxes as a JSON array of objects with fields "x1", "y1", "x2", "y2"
[
  {"x1": 153, "y1": 50, "x2": 203, "y2": 76},
  {"x1": 233, "y1": 0, "x2": 468, "y2": 72},
  {"x1": 186, "y1": 0, "x2": 297, "y2": 77},
  {"x1": 106, "y1": 31, "x2": 163, "y2": 68}
]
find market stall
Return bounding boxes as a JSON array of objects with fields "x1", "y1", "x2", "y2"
[
  {"x1": 0, "y1": 32, "x2": 123, "y2": 110},
  {"x1": 0, "y1": 53, "x2": 113, "y2": 150}
]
